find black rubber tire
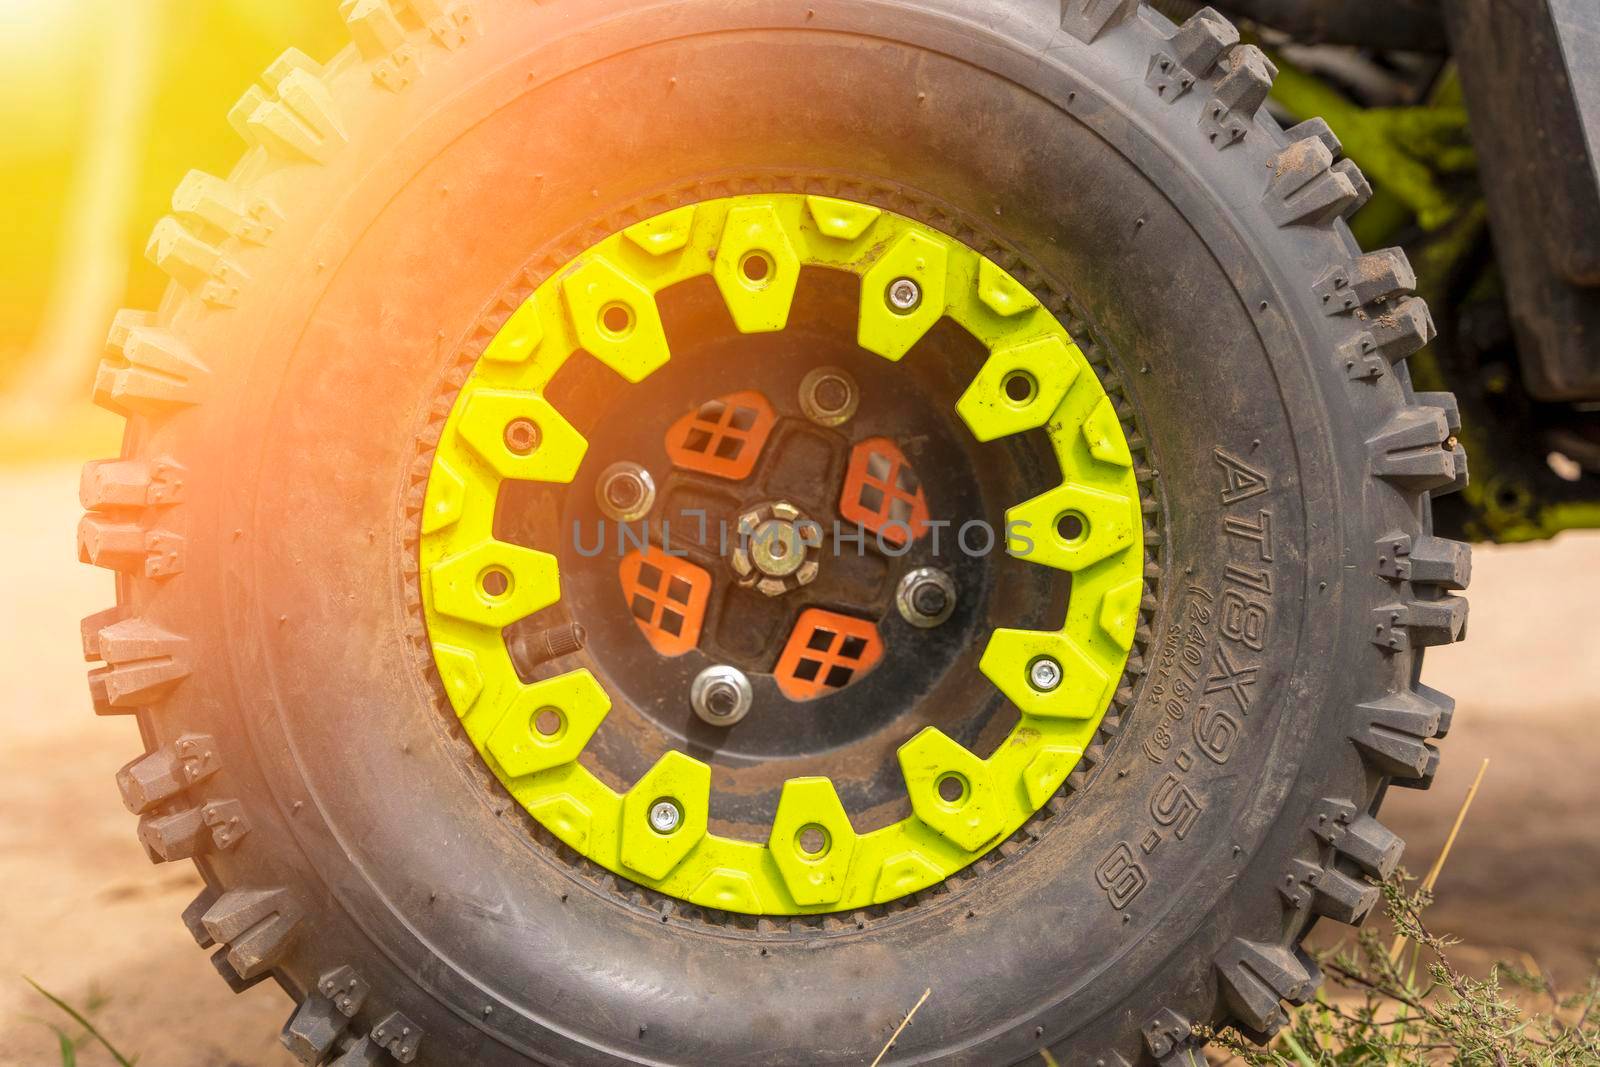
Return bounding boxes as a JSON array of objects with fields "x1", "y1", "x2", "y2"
[{"x1": 80, "y1": 2, "x2": 1471, "y2": 1063}]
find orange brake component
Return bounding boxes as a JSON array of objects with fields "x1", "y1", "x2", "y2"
[
  {"x1": 774, "y1": 609, "x2": 884, "y2": 701},
  {"x1": 838, "y1": 437, "x2": 929, "y2": 546},
  {"x1": 664, "y1": 390, "x2": 776, "y2": 480},
  {"x1": 618, "y1": 547, "x2": 712, "y2": 657}
]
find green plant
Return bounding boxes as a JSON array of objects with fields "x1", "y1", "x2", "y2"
[
  {"x1": 1208, "y1": 877, "x2": 1600, "y2": 1066},
  {"x1": 22, "y1": 976, "x2": 137, "y2": 1067}
]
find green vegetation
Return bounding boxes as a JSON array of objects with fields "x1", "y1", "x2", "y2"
[
  {"x1": 22, "y1": 976, "x2": 136, "y2": 1066},
  {"x1": 1211, "y1": 876, "x2": 1600, "y2": 1066}
]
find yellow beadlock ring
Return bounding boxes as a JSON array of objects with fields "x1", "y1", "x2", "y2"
[{"x1": 420, "y1": 194, "x2": 1142, "y2": 914}]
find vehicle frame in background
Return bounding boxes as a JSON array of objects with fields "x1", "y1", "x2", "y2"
[{"x1": 1223, "y1": 0, "x2": 1600, "y2": 541}]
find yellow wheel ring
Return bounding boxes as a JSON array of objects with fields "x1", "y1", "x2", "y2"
[{"x1": 420, "y1": 194, "x2": 1143, "y2": 914}]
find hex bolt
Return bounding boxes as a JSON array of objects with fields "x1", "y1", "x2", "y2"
[
  {"x1": 896, "y1": 567, "x2": 956, "y2": 628},
  {"x1": 648, "y1": 799, "x2": 682, "y2": 834},
  {"x1": 595, "y1": 461, "x2": 656, "y2": 522},
  {"x1": 503, "y1": 417, "x2": 541, "y2": 456},
  {"x1": 1029, "y1": 656, "x2": 1064, "y2": 693},
  {"x1": 706, "y1": 684, "x2": 740, "y2": 717},
  {"x1": 913, "y1": 583, "x2": 947, "y2": 617},
  {"x1": 799, "y1": 366, "x2": 860, "y2": 427},
  {"x1": 814, "y1": 377, "x2": 849, "y2": 412},
  {"x1": 691, "y1": 664, "x2": 754, "y2": 726},
  {"x1": 887, "y1": 277, "x2": 922, "y2": 312}
]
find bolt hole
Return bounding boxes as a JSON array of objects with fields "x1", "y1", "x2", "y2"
[
  {"x1": 600, "y1": 302, "x2": 634, "y2": 338},
  {"x1": 480, "y1": 567, "x2": 512, "y2": 599},
  {"x1": 1002, "y1": 370, "x2": 1037, "y2": 406},
  {"x1": 740, "y1": 250, "x2": 774, "y2": 285},
  {"x1": 797, "y1": 824, "x2": 830, "y2": 857},
  {"x1": 503, "y1": 417, "x2": 541, "y2": 456},
  {"x1": 1055, "y1": 511, "x2": 1087, "y2": 544},
  {"x1": 936, "y1": 773, "x2": 968, "y2": 806},
  {"x1": 532, "y1": 707, "x2": 564, "y2": 739}
]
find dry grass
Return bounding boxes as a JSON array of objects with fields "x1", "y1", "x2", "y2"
[
  {"x1": 1209, "y1": 760, "x2": 1599, "y2": 1066},
  {"x1": 1207, "y1": 874, "x2": 1600, "y2": 1066}
]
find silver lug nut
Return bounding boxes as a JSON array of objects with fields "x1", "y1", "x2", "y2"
[
  {"x1": 896, "y1": 567, "x2": 956, "y2": 628},
  {"x1": 887, "y1": 277, "x2": 922, "y2": 312},
  {"x1": 595, "y1": 461, "x2": 656, "y2": 522},
  {"x1": 691, "y1": 664, "x2": 754, "y2": 726},
  {"x1": 648, "y1": 799, "x2": 682, "y2": 834},
  {"x1": 1029, "y1": 656, "x2": 1063, "y2": 693},
  {"x1": 799, "y1": 367, "x2": 860, "y2": 427}
]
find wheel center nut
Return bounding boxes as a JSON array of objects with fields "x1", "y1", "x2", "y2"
[
  {"x1": 750, "y1": 519, "x2": 805, "y2": 577},
  {"x1": 731, "y1": 501, "x2": 820, "y2": 597}
]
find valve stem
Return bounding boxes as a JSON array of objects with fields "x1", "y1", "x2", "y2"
[{"x1": 514, "y1": 622, "x2": 587, "y2": 667}]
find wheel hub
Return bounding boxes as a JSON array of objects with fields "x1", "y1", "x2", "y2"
[
  {"x1": 731, "y1": 501, "x2": 820, "y2": 595},
  {"x1": 418, "y1": 193, "x2": 1144, "y2": 914}
]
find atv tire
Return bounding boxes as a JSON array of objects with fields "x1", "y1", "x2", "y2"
[{"x1": 81, "y1": 1, "x2": 1469, "y2": 1063}]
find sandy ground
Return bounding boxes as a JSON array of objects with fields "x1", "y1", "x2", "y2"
[{"x1": 1, "y1": 459, "x2": 1596, "y2": 1065}]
